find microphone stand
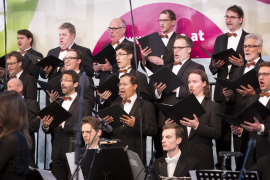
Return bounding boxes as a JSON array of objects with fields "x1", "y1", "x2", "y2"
[
  {"x1": 238, "y1": 137, "x2": 255, "y2": 180},
  {"x1": 144, "y1": 150, "x2": 156, "y2": 180},
  {"x1": 3, "y1": 0, "x2": 7, "y2": 80},
  {"x1": 128, "y1": 0, "x2": 145, "y2": 164}
]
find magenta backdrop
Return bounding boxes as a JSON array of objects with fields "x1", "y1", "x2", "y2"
[{"x1": 93, "y1": 3, "x2": 224, "y2": 59}]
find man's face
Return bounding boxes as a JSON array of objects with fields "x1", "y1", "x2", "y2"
[
  {"x1": 258, "y1": 67, "x2": 270, "y2": 92},
  {"x1": 116, "y1": 49, "x2": 132, "y2": 69},
  {"x1": 7, "y1": 80, "x2": 21, "y2": 93},
  {"x1": 59, "y1": 28, "x2": 75, "y2": 49},
  {"x1": 162, "y1": 129, "x2": 181, "y2": 152},
  {"x1": 173, "y1": 39, "x2": 191, "y2": 62},
  {"x1": 64, "y1": 51, "x2": 81, "y2": 71},
  {"x1": 7, "y1": 56, "x2": 22, "y2": 75},
  {"x1": 159, "y1": 13, "x2": 175, "y2": 34},
  {"x1": 119, "y1": 76, "x2": 137, "y2": 99},
  {"x1": 244, "y1": 38, "x2": 262, "y2": 62},
  {"x1": 109, "y1": 19, "x2": 126, "y2": 43},
  {"x1": 225, "y1": 10, "x2": 243, "y2": 32},
  {"x1": 82, "y1": 123, "x2": 99, "y2": 145},
  {"x1": 61, "y1": 74, "x2": 78, "y2": 96},
  {"x1": 17, "y1": 34, "x2": 32, "y2": 51},
  {"x1": 188, "y1": 73, "x2": 206, "y2": 97}
]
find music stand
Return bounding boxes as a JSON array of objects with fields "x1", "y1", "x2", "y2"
[{"x1": 189, "y1": 170, "x2": 259, "y2": 180}]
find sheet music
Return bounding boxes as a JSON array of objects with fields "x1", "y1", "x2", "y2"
[
  {"x1": 35, "y1": 169, "x2": 57, "y2": 180},
  {"x1": 66, "y1": 152, "x2": 84, "y2": 180}
]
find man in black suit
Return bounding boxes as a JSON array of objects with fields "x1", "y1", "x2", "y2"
[
  {"x1": 40, "y1": 70, "x2": 91, "y2": 180},
  {"x1": 140, "y1": 9, "x2": 178, "y2": 73},
  {"x1": 7, "y1": 78, "x2": 40, "y2": 168},
  {"x1": 0, "y1": 51, "x2": 37, "y2": 100},
  {"x1": 231, "y1": 62, "x2": 270, "y2": 169},
  {"x1": 40, "y1": 22, "x2": 94, "y2": 80},
  {"x1": 94, "y1": 18, "x2": 140, "y2": 85},
  {"x1": 103, "y1": 74, "x2": 157, "y2": 165},
  {"x1": 225, "y1": 33, "x2": 264, "y2": 170},
  {"x1": 17, "y1": 29, "x2": 43, "y2": 79},
  {"x1": 210, "y1": 5, "x2": 248, "y2": 169},
  {"x1": 153, "y1": 123, "x2": 200, "y2": 179}
]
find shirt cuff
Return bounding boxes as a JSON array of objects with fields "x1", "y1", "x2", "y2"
[
  {"x1": 100, "y1": 99, "x2": 105, "y2": 105},
  {"x1": 194, "y1": 122, "x2": 199, "y2": 130},
  {"x1": 176, "y1": 87, "x2": 180, "y2": 97},
  {"x1": 155, "y1": 89, "x2": 162, "y2": 99},
  {"x1": 257, "y1": 124, "x2": 265, "y2": 135},
  {"x1": 62, "y1": 121, "x2": 65, "y2": 129},
  {"x1": 238, "y1": 128, "x2": 243, "y2": 137}
]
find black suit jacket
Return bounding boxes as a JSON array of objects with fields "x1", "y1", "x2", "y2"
[
  {"x1": 153, "y1": 152, "x2": 200, "y2": 179},
  {"x1": 245, "y1": 95, "x2": 270, "y2": 169},
  {"x1": 42, "y1": 96, "x2": 92, "y2": 160},
  {"x1": 23, "y1": 48, "x2": 43, "y2": 79},
  {"x1": 98, "y1": 38, "x2": 140, "y2": 85},
  {"x1": 179, "y1": 98, "x2": 222, "y2": 169},
  {"x1": 210, "y1": 30, "x2": 248, "y2": 102},
  {"x1": 1, "y1": 71, "x2": 37, "y2": 100},
  {"x1": 157, "y1": 59, "x2": 205, "y2": 127},
  {"x1": 141, "y1": 32, "x2": 178, "y2": 73},
  {"x1": 24, "y1": 98, "x2": 40, "y2": 168},
  {"x1": 249, "y1": 154, "x2": 270, "y2": 180},
  {"x1": 105, "y1": 97, "x2": 157, "y2": 164},
  {"x1": 40, "y1": 43, "x2": 94, "y2": 80}
]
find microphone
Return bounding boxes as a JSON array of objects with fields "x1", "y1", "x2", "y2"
[
  {"x1": 97, "y1": 116, "x2": 113, "y2": 133},
  {"x1": 219, "y1": 151, "x2": 243, "y2": 157}
]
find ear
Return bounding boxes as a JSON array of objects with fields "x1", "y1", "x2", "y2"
[
  {"x1": 18, "y1": 85, "x2": 23, "y2": 92},
  {"x1": 203, "y1": 81, "x2": 206, "y2": 88},
  {"x1": 133, "y1": 84, "x2": 138, "y2": 91},
  {"x1": 176, "y1": 137, "x2": 182, "y2": 145},
  {"x1": 71, "y1": 33, "x2": 75, "y2": 40},
  {"x1": 239, "y1": 18, "x2": 243, "y2": 25},
  {"x1": 77, "y1": 59, "x2": 82, "y2": 65},
  {"x1": 171, "y1": 20, "x2": 176, "y2": 26},
  {"x1": 29, "y1": 37, "x2": 33, "y2": 45},
  {"x1": 258, "y1": 46, "x2": 263, "y2": 54},
  {"x1": 128, "y1": 54, "x2": 133, "y2": 61},
  {"x1": 98, "y1": 129, "x2": 102, "y2": 137},
  {"x1": 18, "y1": 61, "x2": 22, "y2": 67},
  {"x1": 187, "y1": 47, "x2": 192, "y2": 54},
  {"x1": 73, "y1": 81, "x2": 79, "y2": 88},
  {"x1": 122, "y1": 28, "x2": 126, "y2": 34}
]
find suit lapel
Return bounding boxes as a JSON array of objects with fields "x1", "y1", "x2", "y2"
[
  {"x1": 254, "y1": 59, "x2": 264, "y2": 72},
  {"x1": 222, "y1": 34, "x2": 228, "y2": 52},
  {"x1": 173, "y1": 153, "x2": 187, "y2": 177},
  {"x1": 19, "y1": 71, "x2": 26, "y2": 81},
  {"x1": 163, "y1": 32, "x2": 176, "y2": 59},
  {"x1": 159, "y1": 158, "x2": 168, "y2": 177},
  {"x1": 236, "y1": 30, "x2": 246, "y2": 55},
  {"x1": 177, "y1": 59, "x2": 191, "y2": 78},
  {"x1": 68, "y1": 96, "x2": 78, "y2": 114},
  {"x1": 129, "y1": 98, "x2": 140, "y2": 116}
]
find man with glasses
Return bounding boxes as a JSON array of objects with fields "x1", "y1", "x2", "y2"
[
  {"x1": 40, "y1": 70, "x2": 91, "y2": 180},
  {"x1": 225, "y1": 33, "x2": 264, "y2": 170},
  {"x1": 94, "y1": 18, "x2": 140, "y2": 85},
  {"x1": 231, "y1": 62, "x2": 270, "y2": 169},
  {"x1": 0, "y1": 51, "x2": 37, "y2": 100},
  {"x1": 140, "y1": 9, "x2": 178, "y2": 73},
  {"x1": 210, "y1": 5, "x2": 248, "y2": 169}
]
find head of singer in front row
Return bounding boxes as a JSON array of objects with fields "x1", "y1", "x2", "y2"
[
  {"x1": 81, "y1": 116, "x2": 102, "y2": 149},
  {"x1": 0, "y1": 91, "x2": 32, "y2": 179}
]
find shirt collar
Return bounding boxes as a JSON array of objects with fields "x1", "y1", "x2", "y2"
[
  {"x1": 66, "y1": 92, "x2": 77, "y2": 99},
  {"x1": 229, "y1": 27, "x2": 242, "y2": 37},
  {"x1": 162, "y1": 31, "x2": 174, "y2": 39},
  {"x1": 196, "y1": 95, "x2": 205, "y2": 104},
  {"x1": 120, "y1": 65, "x2": 131, "y2": 70},
  {"x1": 175, "y1": 58, "x2": 189, "y2": 65},
  {"x1": 14, "y1": 70, "x2": 23, "y2": 79},
  {"x1": 118, "y1": 37, "x2": 125, "y2": 44},
  {"x1": 75, "y1": 70, "x2": 80, "y2": 74},
  {"x1": 167, "y1": 149, "x2": 181, "y2": 160},
  {"x1": 124, "y1": 93, "x2": 137, "y2": 104},
  {"x1": 69, "y1": 41, "x2": 75, "y2": 49},
  {"x1": 18, "y1": 47, "x2": 31, "y2": 53},
  {"x1": 247, "y1": 57, "x2": 260, "y2": 64}
]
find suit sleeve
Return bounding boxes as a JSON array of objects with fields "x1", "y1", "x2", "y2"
[
  {"x1": 248, "y1": 158, "x2": 263, "y2": 180},
  {"x1": 80, "y1": 47, "x2": 94, "y2": 78},
  {"x1": 138, "y1": 73, "x2": 153, "y2": 101},
  {"x1": 25, "y1": 76, "x2": 37, "y2": 100},
  {"x1": 196, "y1": 103, "x2": 222, "y2": 139},
  {"x1": 25, "y1": 52, "x2": 43, "y2": 79},
  {"x1": 153, "y1": 160, "x2": 161, "y2": 180},
  {"x1": 28, "y1": 100, "x2": 40, "y2": 133},
  {"x1": 83, "y1": 76, "x2": 96, "y2": 109},
  {"x1": 209, "y1": 37, "x2": 220, "y2": 75}
]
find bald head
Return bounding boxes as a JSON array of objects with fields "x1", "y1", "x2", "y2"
[
  {"x1": 109, "y1": 18, "x2": 126, "y2": 42},
  {"x1": 7, "y1": 79, "x2": 23, "y2": 94}
]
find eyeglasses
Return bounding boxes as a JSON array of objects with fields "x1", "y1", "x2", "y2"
[
  {"x1": 60, "y1": 79, "x2": 74, "y2": 83},
  {"x1": 243, "y1": 45, "x2": 261, "y2": 49},
  {"x1": 63, "y1": 57, "x2": 78, "y2": 62},
  {"x1": 257, "y1": 73, "x2": 270, "y2": 77},
  {"x1": 107, "y1": 27, "x2": 123, "y2": 32},
  {"x1": 158, "y1": 19, "x2": 171, "y2": 23},
  {"x1": 117, "y1": 83, "x2": 131, "y2": 87},
  {"x1": 171, "y1": 46, "x2": 190, "y2": 51},
  {"x1": 114, "y1": 53, "x2": 128, "y2": 58},
  {"x1": 7, "y1": 62, "x2": 18, "y2": 66},
  {"x1": 224, "y1": 15, "x2": 239, "y2": 20}
]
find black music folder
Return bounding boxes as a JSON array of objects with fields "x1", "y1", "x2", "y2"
[
  {"x1": 90, "y1": 74, "x2": 120, "y2": 101},
  {"x1": 37, "y1": 101, "x2": 72, "y2": 127},
  {"x1": 27, "y1": 54, "x2": 63, "y2": 69},
  {"x1": 96, "y1": 104, "x2": 130, "y2": 129},
  {"x1": 137, "y1": 32, "x2": 167, "y2": 57},
  {"x1": 148, "y1": 66, "x2": 184, "y2": 94},
  {"x1": 0, "y1": 55, "x2": 6, "y2": 68},
  {"x1": 37, "y1": 74, "x2": 63, "y2": 95},
  {"x1": 216, "y1": 100, "x2": 270, "y2": 126},
  {"x1": 155, "y1": 94, "x2": 206, "y2": 124},
  {"x1": 93, "y1": 44, "x2": 116, "y2": 64},
  {"x1": 215, "y1": 69, "x2": 259, "y2": 93},
  {"x1": 199, "y1": 45, "x2": 240, "y2": 67}
]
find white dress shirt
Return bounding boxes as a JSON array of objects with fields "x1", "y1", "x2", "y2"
[
  {"x1": 155, "y1": 58, "x2": 189, "y2": 99},
  {"x1": 161, "y1": 31, "x2": 174, "y2": 47},
  {"x1": 118, "y1": 65, "x2": 132, "y2": 79},
  {"x1": 11, "y1": 70, "x2": 23, "y2": 79},
  {"x1": 112, "y1": 36, "x2": 125, "y2": 49},
  {"x1": 123, "y1": 93, "x2": 137, "y2": 114},
  {"x1": 243, "y1": 57, "x2": 259, "y2": 74},
  {"x1": 226, "y1": 28, "x2": 243, "y2": 79},
  {"x1": 257, "y1": 90, "x2": 270, "y2": 135},
  {"x1": 18, "y1": 47, "x2": 32, "y2": 56},
  {"x1": 165, "y1": 149, "x2": 181, "y2": 177},
  {"x1": 61, "y1": 92, "x2": 77, "y2": 128}
]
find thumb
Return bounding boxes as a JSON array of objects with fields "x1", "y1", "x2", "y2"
[
  {"x1": 105, "y1": 58, "x2": 109, "y2": 63},
  {"x1": 254, "y1": 117, "x2": 259, "y2": 123}
]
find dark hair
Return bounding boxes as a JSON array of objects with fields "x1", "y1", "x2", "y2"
[
  {"x1": 227, "y1": 5, "x2": 244, "y2": 24},
  {"x1": 6, "y1": 51, "x2": 24, "y2": 66},
  {"x1": 120, "y1": 73, "x2": 137, "y2": 85},
  {"x1": 59, "y1": 22, "x2": 76, "y2": 36},
  {"x1": 0, "y1": 91, "x2": 32, "y2": 148},
  {"x1": 62, "y1": 70, "x2": 79, "y2": 83},
  {"x1": 81, "y1": 116, "x2": 100, "y2": 132},
  {"x1": 162, "y1": 123, "x2": 184, "y2": 138},
  {"x1": 175, "y1": 35, "x2": 194, "y2": 50},
  {"x1": 160, "y1": 9, "x2": 176, "y2": 21},
  {"x1": 115, "y1": 43, "x2": 134, "y2": 56},
  {"x1": 67, "y1": 49, "x2": 82, "y2": 60},
  {"x1": 189, "y1": 69, "x2": 211, "y2": 99},
  {"x1": 17, "y1": 29, "x2": 34, "y2": 46},
  {"x1": 259, "y1": 62, "x2": 270, "y2": 68}
]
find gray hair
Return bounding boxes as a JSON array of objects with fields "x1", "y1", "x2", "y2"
[
  {"x1": 245, "y1": 33, "x2": 263, "y2": 47},
  {"x1": 112, "y1": 18, "x2": 126, "y2": 28}
]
